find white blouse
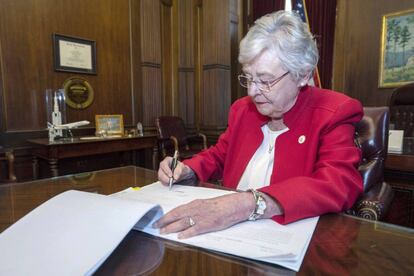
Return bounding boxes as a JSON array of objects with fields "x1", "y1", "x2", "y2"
[{"x1": 237, "y1": 124, "x2": 288, "y2": 191}]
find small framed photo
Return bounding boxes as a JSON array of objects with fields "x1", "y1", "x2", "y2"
[
  {"x1": 379, "y1": 9, "x2": 414, "y2": 88},
  {"x1": 53, "y1": 33, "x2": 97, "y2": 74},
  {"x1": 95, "y1": 115, "x2": 124, "y2": 136}
]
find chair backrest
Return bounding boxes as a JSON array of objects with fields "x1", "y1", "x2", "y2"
[
  {"x1": 156, "y1": 116, "x2": 189, "y2": 150},
  {"x1": 389, "y1": 82, "x2": 414, "y2": 137},
  {"x1": 354, "y1": 107, "x2": 389, "y2": 192}
]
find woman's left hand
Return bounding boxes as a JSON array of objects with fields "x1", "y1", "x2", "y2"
[{"x1": 152, "y1": 192, "x2": 254, "y2": 239}]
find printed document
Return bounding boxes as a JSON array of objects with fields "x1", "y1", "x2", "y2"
[
  {"x1": 0, "y1": 182, "x2": 318, "y2": 275},
  {"x1": 115, "y1": 182, "x2": 319, "y2": 271},
  {"x1": 0, "y1": 191, "x2": 162, "y2": 276}
]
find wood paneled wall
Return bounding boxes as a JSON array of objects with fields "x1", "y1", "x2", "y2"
[
  {"x1": 0, "y1": 0, "x2": 242, "y2": 179},
  {"x1": 178, "y1": 0, "x2": 196, "y2": 130},
  {"x1": 201, "y1": 0, "x2": 232, "y2": 136},
  {"x1": 332, "y1": 0, "x2": 414, "y2": 106},
  {"x1": 0, "y1": 0, "x2": 132, "y2": 144},
  {"x1": 131, "y1": 0, "x2": 241, "y2": 139}
]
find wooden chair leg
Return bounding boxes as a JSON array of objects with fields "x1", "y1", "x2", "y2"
[{"x1": 6, "y1": 151, "x2": 17, "y2": 182}]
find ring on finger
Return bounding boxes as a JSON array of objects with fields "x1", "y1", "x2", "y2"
[{"x1": 188, "y1": 216, "x2": 196, "y2": 227}]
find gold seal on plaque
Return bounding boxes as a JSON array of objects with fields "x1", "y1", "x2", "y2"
[{"x1": 62, "y1": 77, "x2": 94, "y2": 109}]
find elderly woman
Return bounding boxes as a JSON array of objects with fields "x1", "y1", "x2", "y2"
[{"x1": 154, "y1": 10, "x2": 363, "y2": 239}]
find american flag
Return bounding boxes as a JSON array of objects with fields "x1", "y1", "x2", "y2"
[
  {"x1": 285, "y1": 0, "x2": 321, "y2": 88},
  {"x1": 294, "y1": 0, "x2": 307, "y2": 21}
]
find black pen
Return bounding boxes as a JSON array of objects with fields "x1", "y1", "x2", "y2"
[{"x1": 169, "y1": 150, "x2": 179, "y2": 190}]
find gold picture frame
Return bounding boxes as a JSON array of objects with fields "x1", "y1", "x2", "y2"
[
  {"x1": 95, "y1": 115, "x2": 124, "y2": 135},
  {"x1": 379, "y1": 9, "x2": 414, "y2": 88}
]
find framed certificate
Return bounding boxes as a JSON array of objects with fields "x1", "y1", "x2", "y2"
[{"x1": 53, "y1": 33, "x2": 97, "y2": 74}]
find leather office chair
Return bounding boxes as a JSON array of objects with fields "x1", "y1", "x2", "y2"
[
  {"x1": 0, "y1": 148, "x2": 17, "y2": 182},
  {"x1": 389, "y1": 82, "x2": 414, "y2": 137},
  {"x1": 347, "y1": 107, "x2": 394, "y2": 221},
  {"x1": 155, "y1": 116, "x2": 207, "y2": 160}
]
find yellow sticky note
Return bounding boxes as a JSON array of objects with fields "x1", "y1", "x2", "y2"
[{"x1": 131, "y1": 187, "x2": 141, "y2": 191}]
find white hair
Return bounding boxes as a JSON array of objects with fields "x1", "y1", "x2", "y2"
[{"x1": 238, "y1": 10, "x2": 319, "y2": 82}]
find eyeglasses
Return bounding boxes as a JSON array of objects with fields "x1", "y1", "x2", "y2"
[{"x1": 238, "y1": 71, "x2": 289, "y2": 93}]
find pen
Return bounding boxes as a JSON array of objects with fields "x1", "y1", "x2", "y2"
[{"x1": 169, "y1": 150, "x2": 179, "y2": 190}]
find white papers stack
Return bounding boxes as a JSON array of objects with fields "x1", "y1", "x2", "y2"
[
  {"x1": 0, "y1": 182, "x2": 318, "y2": 274},
  {"x1": 0, "y1": 191, "x2": 162, "y2": 276},
  {"x1": 115, "y1": 182, "x2": 319, "y2": 271}
]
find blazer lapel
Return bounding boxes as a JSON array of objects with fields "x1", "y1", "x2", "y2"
[{"x1": 271, "y1": 86, "x2": 312, "y2": 182}]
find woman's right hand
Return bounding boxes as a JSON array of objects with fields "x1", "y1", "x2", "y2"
[{"x1": 158, "y1": 157, "x2": 195, "y2": 185}]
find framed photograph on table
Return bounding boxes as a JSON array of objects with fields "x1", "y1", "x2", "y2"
[
  {"x1": 95, "y1": 115, "x2": 124, "y2": 136},
  {"x1": 53, "y1": 33, "x2": 97, "y2": 74},
  {"x1": 379, "y1": 9, "x2": 414, "y2": 88}
]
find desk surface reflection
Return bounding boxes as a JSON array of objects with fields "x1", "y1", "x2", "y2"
[{"x1": 0, "y1": 166, "x2": 413, "y2": 275}]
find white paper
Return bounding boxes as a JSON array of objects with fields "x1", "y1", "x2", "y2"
[
  {"x1": 113, "y1": 182, "x2": 319, "y2": 271},
  {"x1": 388, "y1": 130, "x2": 404, "y2": 152},
  {"x1": 59, "y1": 40, "x2": 92, "y2": 70},
  {"x1": 0, "y1": 190, "x2": 162, "y2": 276},
  {"x1": 0, "y1": 183, "x2": 318, "y2": 274}
]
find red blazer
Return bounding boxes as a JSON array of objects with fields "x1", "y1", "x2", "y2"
[{"x1": 184, "y1": 86, "x2": 363, "y2": 224}]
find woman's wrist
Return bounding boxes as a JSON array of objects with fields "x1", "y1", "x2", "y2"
[
  {"x1": 181, "y1": 164, "x2": 196, "y2": 181},
  {"x1": 218, "y1": 192, "x2": 256, "y2": 224},
  {"x1": 241, "y1": 190, "x2": 284, "y2": 221},
  {"x1": 261, "y1": 193, "x2": 284, "y2": 218}
]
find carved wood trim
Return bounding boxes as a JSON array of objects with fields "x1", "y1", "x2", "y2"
[
  {"x1": 161, "y1": 1, "x2": 179, "y2": 116},
  {"x1": 141, "y1": 62, "x2": 161, "y2": 68},
  {"x1": 194, "y1": 2, "x2": 203, "y2": 131},
  {"x1": 203, "y1": 64, "x2": 231, "y2": 70},
  {"x1": 194, "y1": 0, "x2": 203, "y2": 8}
]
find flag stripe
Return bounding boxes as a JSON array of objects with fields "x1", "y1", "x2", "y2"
[{"x1": 292, "y1": 0, "x2": 321, "y2": 88}]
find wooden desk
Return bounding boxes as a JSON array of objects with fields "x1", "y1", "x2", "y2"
[
  {"x1": 384, "y1": 138, "x2": 414, "y2": 227},
  {"x1": 0, "y1": 166, "x2": 413, "y2": 275},
  {"x1": 28, "y1": 135, "x2": 157, "y2": 178},
  {"x1": 386, "y1": 153, "x2": 414, "y2": 172},
  {"x1": 385, "y1": 137, "x2": 414, "y2": 172}
]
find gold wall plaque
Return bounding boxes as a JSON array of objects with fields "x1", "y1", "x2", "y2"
[{"x1": 62, "y1": 77, "x2": 94, "y2": 109}]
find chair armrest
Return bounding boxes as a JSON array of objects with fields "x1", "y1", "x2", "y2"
[
  {"x1": 349, "y1": 181, "x2": 394, "y2": 221},
  {"x1": 187, "y1": 133, "x2": 207, "y2": 149},
  {"x1": 156, "y1": 137, "x2": 179, "y2": 158},
  {"x1": 169, "y1": 136, "x2": 179, "y2": 152}
]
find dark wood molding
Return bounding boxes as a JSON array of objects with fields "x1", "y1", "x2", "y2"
[
  {"x1": 141, "y1": 62, "x2": 161, "y2": 68},
  {"x1": 160, "y1": 0, "x2": 173, "y2": 7},
  {"x1": 203, "y1": 64, "x2": 231, "y2": 70},
  {"x1": 195, "y1": 0, "x2": 203, "y2": 8}
]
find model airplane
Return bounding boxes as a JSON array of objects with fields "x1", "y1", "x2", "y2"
[
  {"x1": 47, "y1": 90, "x2": 90, "y2": 141},
  {"x1": 53, "y1": 120, "x2": 90, "y2": 129}
]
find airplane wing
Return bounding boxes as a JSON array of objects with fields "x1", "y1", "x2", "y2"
[{"x1": 54, "y1": 120, "x2": 90, "y2": 129}]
